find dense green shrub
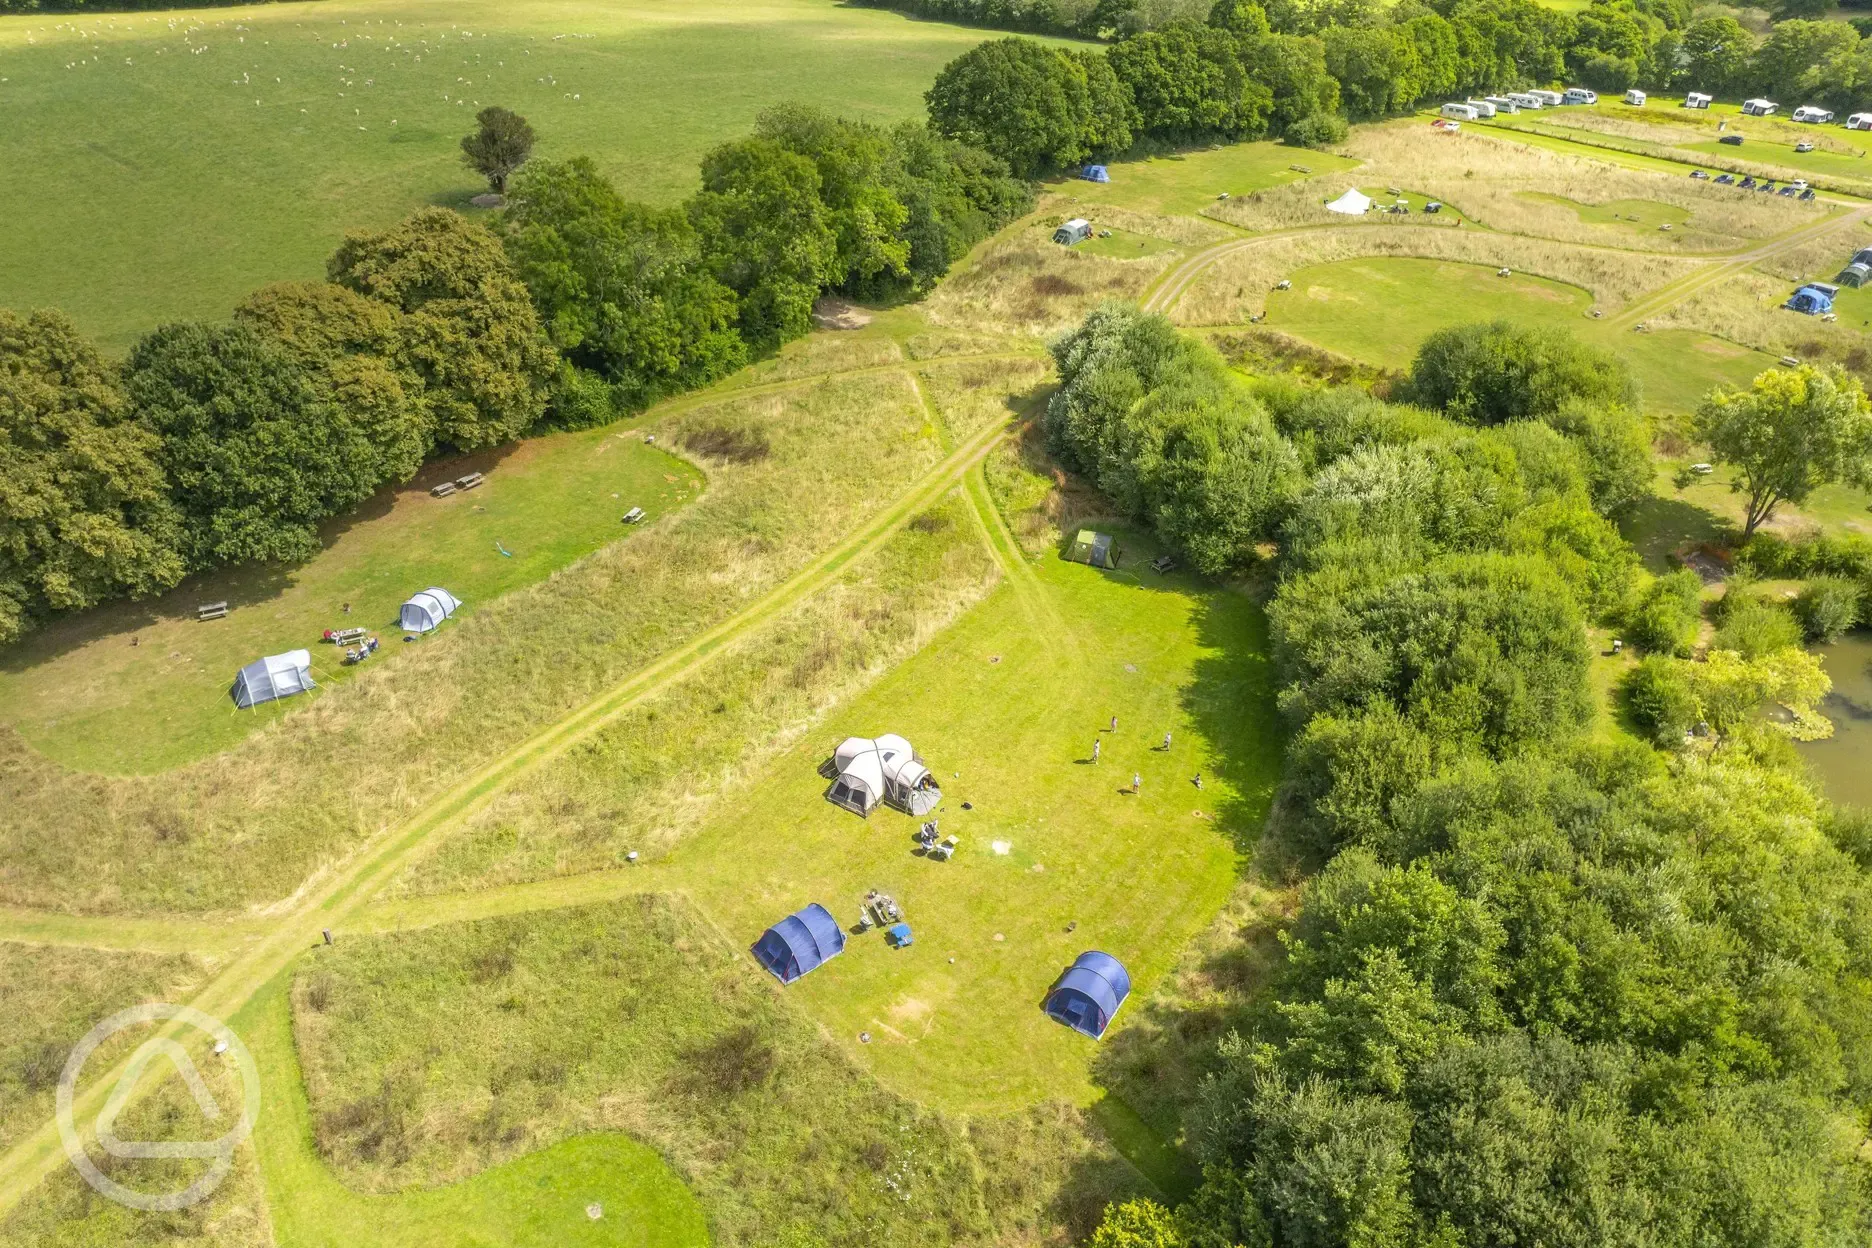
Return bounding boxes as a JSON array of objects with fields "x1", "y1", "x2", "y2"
[
  {"x1": 1623, "y1": 654, "x2": 1699, "y2": 744},
  {"x1": 925, "y1": 38, "x2": 1137, "y2": 176},
  {"x1": 1622, "y1": 568, "x2": 1704, "y2": 656},
  {"x1": 1712, "y1": 593, "x2": 1804, "y2": 658},
  {"x1": 1402, "y1": 320, "x2": 1638, "y2": 426},
  {"x1": 1282, "y1": 110, "x2": 1348, "y2": 147},
  {"x1": 1794, "y1": 575, "x2": 1863, "y2": 642}
]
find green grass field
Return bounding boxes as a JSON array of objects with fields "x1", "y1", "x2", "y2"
[
  {"x1": 1041, "y1": 142, "x2": 1357, "y2": 220},
  {"x1": 0, "y1": 0, "x2": 1046, "y2": 349},
  {"x1": 1520, "y1": 191, "x2": 1690, "y2": 233},
  {"x1": 1261, "y1": 256, "x2": 1593, "y2": 369},
  {"x1": 1080, "y1": 226, "x2": 1180, "y2": 259},
  {"x1": 0, "y1": 431, "x2": 700, "y2": 774}
]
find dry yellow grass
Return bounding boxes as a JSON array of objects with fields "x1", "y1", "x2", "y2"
[
  {"x1": 1649, "y1": 268, "x2": 1872, "y2": 360},
  {"x1": 1170, "y1": 226, "x2": 1698, "y2": 325},
  {"x1": 1211, "y1": 123, "x2": 1823, "y2": 250},
  {"x1": 925, "y1": 213, "x2": 1183, "y2": 338},
  {"x1": 1540, "y1": 106, "x2": 1863, "y2": 158}
]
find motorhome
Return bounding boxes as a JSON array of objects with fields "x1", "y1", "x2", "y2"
[
  {"x1": 1563, "y1": 87, "x2": 1598, "y2": 105},
  {"x1": 1742, "y1": 98, "x2": 1778, "y2": 116}
]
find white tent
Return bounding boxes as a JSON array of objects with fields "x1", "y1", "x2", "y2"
[
  {"x1": 399, "y1": 587, "x2": 461, "y2": 634},
  {"x1": 1325, "y1": 189, "x2": 1372, "y2": 215},
  {"x1": 231, "y1": 650, "x2": 315, "y2": 709},
  {"x1": 826, "y1": 734, "x2": 942, "y2": 817}
]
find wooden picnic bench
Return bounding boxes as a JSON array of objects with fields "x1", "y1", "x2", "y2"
[
  {"x1": 197, "y1": 601, "x2": 228, "y2": 621},
  {"x1": 430, "y1": 482, "x2": 458, "y2": 498},
  {"x1": 621, "y1": 506, "x2": 646, "y2": 524},
  {"x1": 455, "y1": 472, "x2": 485, "y2": 490}
]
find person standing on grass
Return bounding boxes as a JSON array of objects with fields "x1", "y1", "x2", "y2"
[
  {"x1": 1093, "y1": 738, "x2": 1101, "y2": 764},
  {"x1": 1162, "y1": 731, "x2": 1172, "y2": 751},
  {"x1": 1132, "y1": 772, "x2": 1141, "y2": 794},
  {"x1": 1109, "y1": 714, "x2": 1118, "y2": 733}
]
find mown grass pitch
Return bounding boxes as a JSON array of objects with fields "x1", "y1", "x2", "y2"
[
  {"x1": 0, "y1": 431, "x2": 699, "y2": 773},
  {"x1": 0, "y1": 0, "x2": 1040, "y2": 348}
]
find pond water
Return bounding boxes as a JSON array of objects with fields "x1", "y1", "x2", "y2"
[{"x1": 1799, "y1": 632, "x2": 1872, "y2": 808}]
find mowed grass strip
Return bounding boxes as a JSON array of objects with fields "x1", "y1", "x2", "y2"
[
  {"x1": 0, "y1": 0, "x2": 1057, "y2": 349},
  {"x1": 0, "y1": 434, "x2": 701, "y2": 774},
  {"x1": 1039, "y1": 141, "x2": 1357, "y2": 220},
  {"x1": 669, "y1": 532, "x2": 1279, "y2": 1112},
  {"x1": 1261, "y1": 256, "x2": 1593, "y2": 368},
  {"x1": 0, "y1": 358, "x2": 952, "y2": 914}
]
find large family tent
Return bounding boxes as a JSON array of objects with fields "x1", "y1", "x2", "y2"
[
  {"x1": 1066, "y1": 530, "x2": 1117, "y2": 569},
  {"x1": 824, "y1": 734, "x2": 942, "y2": 816},
  {"x1": 1044, "y1": 951, "x2": 1132, "y2": 1039},
  {"x1": 751, "y1": 903, "x2": 846, "y2": 984},
  {"x1": 231, "y1": 650, "x2": 316, "y2": 709},
  {"x1": 399, "y1": 587, "x2": 461, "y2": 634},
  {"x1": 1325, "y1": 188, "x2": 1372, "y2": 215},
  {"x1": 1079, "y1": 164, "x2": 1110, "y2": 183},
  {"x1": 1787, "y1": 284, "x2": 1836, "y2": 315},
  {"x1": 1837, "y1": 263, "x2": 1872, "y2": 289}
]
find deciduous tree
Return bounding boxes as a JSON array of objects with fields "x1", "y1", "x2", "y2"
[
  {"x1": 1695, "y1": 364, "x2": 1872, "y2": 536},
  {"x1": 460, "y1": 105, "x2": 536, "y2": 194}
]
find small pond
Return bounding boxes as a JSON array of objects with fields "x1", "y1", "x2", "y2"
[{"x1": 1799, "y1": 632, "x2": 1872, "y2": 808}]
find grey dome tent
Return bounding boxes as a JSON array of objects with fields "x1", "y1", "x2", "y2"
[
  {"x1": 231, "y1": 650, "x2": 316, "y2": 709},
  {"x1": 824, "y1": 734, "x2": 941, "y2": 816},
  {"x1": 751, "y1": 903, "x2": 846, "y2": 984},
  {"x1": 399, "y1": 587, "x2": 461, "y2": 633},
  {"x1": 1044, "y1": 951, "x2": 1131, "y2": 1039}
]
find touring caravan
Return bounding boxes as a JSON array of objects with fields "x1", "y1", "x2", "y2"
[
  {"x1": 1849, "y1": 113, "x2": 1872, "y2": 131},
  {"x1": 1684, "y1": 92, "x2": 1712, "y2": 109},
  {"x1": 1624, "y1": 89, "x2": 1646, "y2": 106},
  {"x1": 1441, "y1": 102, "x2": 1479, "y2": 122},
  {"x1": 1563, "y1": 87, "x2": 1598, "y2": 105},
  {"x1": 1793, "y1": 105, "x2": 1835, "y2": 124},
  {"x1": 1465, "y1": 98, "x2": 1497, "y2": 117},
  {"x1": 1507, "y1": 92, "x2": 1543, "y2": 109},
  {"x1": 1742, "y1": 98, "x2": 1778, "y2": 116},
  {"x1": 1485, "y1": 96, "x2": 1519, "y2": 113},
  {"x1": 1527, "y1": 89, "x2": 1564, "y2": 107}
]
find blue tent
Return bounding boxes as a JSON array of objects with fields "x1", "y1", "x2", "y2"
[
  {"x1": 1787, "y1": 285, "x2": 1835, "y2": 315},
  {"x1": 751, "y1": 904, "x2": 846, "y2": 984},
  {"x1": 1044, "y1": 951, "x2": 1131, "y2": 1039},
  {"x1": 1080, "y1": 164, "x2": 1111, "y2": 183}
]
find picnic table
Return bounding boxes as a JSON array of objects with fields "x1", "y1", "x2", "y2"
[
  {"x1": 323, "y1": 626, "x2": 368, "y2": 645},
  {"x1": 622, "y1": 506, "x2": 646, "y2": 524},
  {"x1": 197, "y1": 601, "x2": 228, "y2": 621},
  {"x1": 456, "y1": 472, "x2": 485, "y2": 491}
]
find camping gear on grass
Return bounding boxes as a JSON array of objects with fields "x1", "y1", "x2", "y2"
[
  {"x1": 399, "y1": 587, "x2": 461, "y2": 634},
  {"x1": 231, "y1": 650, "x2": 315, "y2": 709},
  {"x1": 1044, "y1": 951, "x2": 1132, "y2": 1039},
  {"x1": 824, "y1": 734, "x2": 941, "y2": 816},
  {"x1": 751, "y1": 903, "x2": 846, "y2": 984}
]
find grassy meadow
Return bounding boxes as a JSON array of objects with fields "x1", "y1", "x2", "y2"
[
  {"x1": 0, "y1": 435, "x2": 701, "y2": 774},
  {"x1": 0, "y1": 0, "x2": 1051, "y2": 350},
  {"x1": 1039, "y1": 140, "x2": 1357, "y2": 219}
]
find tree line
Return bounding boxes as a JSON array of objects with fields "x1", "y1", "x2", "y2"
[
  {"x1": 0, "y1": 106, "x2": 1030, "y2": 647},
  {"x1": 1051, "y1": 304, "x2": 1872, "y2": 1248},
  {"x1": 921, "y1": 0, "x2": 1872, "y2": 167}
]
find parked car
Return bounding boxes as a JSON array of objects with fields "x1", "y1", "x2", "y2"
[
  {"x1": 1796, "y1": 141, "x2": 1816, "y2": 153},
  {"x1": 1690, "y1": 169, "x2": 1710, "y2": 179},
  {"x1": 1715, "y1": 173, "x2": 1737, "y2": 184},
  {"x1": 1720, "y1": 134, "x2": 1744, "y2": 145}
]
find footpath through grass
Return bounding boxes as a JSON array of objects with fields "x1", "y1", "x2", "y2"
[
  {"x1": 0, "y1": 433, "x2": 700, "y2": 774},
  {"x1": 0, "y1": 0, "x2": 1056, "y2": 349}
]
